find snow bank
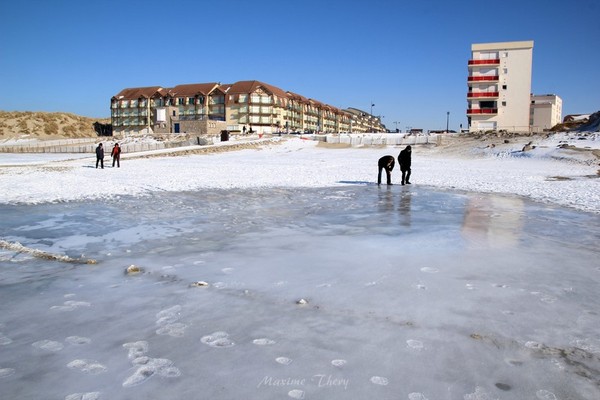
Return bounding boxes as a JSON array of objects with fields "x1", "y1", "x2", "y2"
[{"x1": 0, "y1": 134, "x2": 598, "y2": 213}]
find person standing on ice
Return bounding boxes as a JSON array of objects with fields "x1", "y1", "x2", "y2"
[
  {"x1": 111, "y1": 143, "x2": 121, "y2": 168},
  {"x1": 377, "y1": 155, "x2": 395, "y2": 185},
  {"x1": 95, "y1": 143, "x2": 104, "y2": 169},
  {"x1": 398, "y1": 145, "x2": 412, "y2": 185}
]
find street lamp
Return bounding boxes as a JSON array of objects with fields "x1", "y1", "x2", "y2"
[
  {"x1": 446, "y1": 111, "x2": 450, "y2": 132},
  {"x1": 370, "y1": 102, "x2": 375, "y2": 132},
  {"x1": 393, "y1": 121, "x2": 400, "y2": 133}
]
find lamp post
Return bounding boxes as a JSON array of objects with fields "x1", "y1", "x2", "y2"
[
  {"x1": 393, "y1": 121, "x2": 400, "y2": 133},
  {"x1": 370, "y1": 102, "x2": 375, "y2": 132},
  {"x1": 446, "y1": 111, "x2": 450, "y2": 133}
]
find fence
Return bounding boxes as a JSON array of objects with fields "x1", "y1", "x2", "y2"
[
  {"x1": 0, "y1": 136, "x2": 221, "y2": 154},
  {"x1": 317, "y1": 133, "x2": 442, "y2": 147}
]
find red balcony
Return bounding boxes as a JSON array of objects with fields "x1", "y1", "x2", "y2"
[
  {"x1": 468, "y1": 59, "x2": 500, "y2": 66},
  {"x1": 468, "y1": 76, "x2": 499, "y2": 82},
  {"x1": 467, "y1": 108, "x2": 498, "y2": 115},
  {"x1": 467, "y1": 91, "x2": 499, "y2": 98}
]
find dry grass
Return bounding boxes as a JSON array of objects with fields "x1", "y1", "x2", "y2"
[{"x1": 0, "y1": 111, "x2": 110, "y2": 139}]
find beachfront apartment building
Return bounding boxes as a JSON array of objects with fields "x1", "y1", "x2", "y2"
[
  {"x1": 110, "y1": 80, "x2": 385, "y2": 137},
  {"x1": 467, "y1": 41, "x2": 534, "y2": 132},
  {"x1": 530, "y1": 94, "x2": 562, "y2": 132}
]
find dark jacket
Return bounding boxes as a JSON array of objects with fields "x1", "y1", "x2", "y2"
[
  {"x1": 96, "y1": 145, "x2": 104, "y2": 158},
  {"x1": 398, "y1": 146, "x2": 412, "y2": 170}
]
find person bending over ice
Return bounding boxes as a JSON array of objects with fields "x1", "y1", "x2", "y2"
[{"x1": 377, "y1": 155, "x2": 395, "y2": 185}]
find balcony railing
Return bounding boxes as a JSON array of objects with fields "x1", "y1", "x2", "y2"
[
  {"x1": 467, "y1": 92, "x2": 499, "y2": 98},
  {"x1": 467, "y1": 108, "x2": 498, "y2": 115},
  {"x1": 468, "y1": 76, "x2": 499, "y2": 82},
  {"x1": 468, "y1": 59, "x2": 500, "y2": 66}
]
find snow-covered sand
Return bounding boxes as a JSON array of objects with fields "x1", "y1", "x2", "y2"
[{"x1": 1, "y1": 133, "x2": 598, "y2": 213}]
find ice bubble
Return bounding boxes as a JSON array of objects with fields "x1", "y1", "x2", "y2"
[
  {"x1": 0, "y1": 334, "x2": 12, "y2": 345},
  {"x1": 464, "y1": 386, "x2": 495, "y2": 400},
  {"x1": 540, "y1": 295, "x2": 557, "y2": 304},
  {"x1": 132, "y1": 356, "x2": 151, "y2": 365},
  {"x1": 212, "y1": 282, "x2": 226, "y2": 289},
  {"x1": 296, "y1": 299, "x2": 308, "y2": 305},
  {"x1": 0, "y1": 368, "x2": 16, "y2": 378},
  {"x1": 190, "y1": 281, "x2": 209, "y2": 287},
  {"x1": 64, "y1": 293, "x2": 76, "y2": 298},
  {"x1": 466, "y1": 284, "x2": 475, "y2": 290},
  {"x1": 370, "y1": 376, "x2": 388, "y2": 385},
  {"x1": 415, "y1": 284, "x2": 427, "y2": 290},
  {"x1": 155, "y1": 305, "x2": 182, "y2": 324},
  {"x1": 67, "y1": 359, "x2": 107, "y2": 375},
  {"x1": 420, "y1": 267, "x2": 439, "y2": 274},
  {"x1": 201, "y1": 332, "x2": 235, "y2": 348},
  {"x1": 50, "y1": 301, "x2": 90, "y2": 311},
  {"x1": 156, "y1": 322, "x2": 187, "y2": 337},
  {"x1": 493, "y1": 283, "x2": 509, "y2": 288},
  {"x1": 288, "y1": 389, "x2": 305, "y2": 399},
  {"x1": 536, "y1": 390, "x2": 557, "y2": 400},
  {"x1": 123, "y1": 357, "x2": 180, "y2": 387},
  {"x1": 123, "y1": 341, "x2": 149, "y2": 360},
  {"x1": 331, "y1": 359, "x2": 347, "y2": 367},
  {"x1": 64, "y1": 392, "x2": 101, "y2": 400},
  {"x1": 32, "y1": 340, "x2": 64, "y2": 352},
  {"x1": 123, "y1": 366, "x2": 155, "y2": 387},
  {"x1": 221, "y1": 268, "x2": 234, "y2": 274},
  {"x1": 275, "y1": 357, "x2": 293, "y2": 365},
  {"x1": 193, "y1": 260, "x2": 205, "y2": 265},
  {"x1": 525, "y1": 341, "x2": 543, "y2": 350},
  {"x1": 65, "y1": 336, "x2": 91, "y2": 345},
  {"x1": 407, "y1": 339, "x2": 424, "y2": 350},
  {"x1": 253, "y1": 338, "x2": 276, "y2": 345},
  {"x1": 408, "y1": 393, "x2": 429, "y2": 400}
]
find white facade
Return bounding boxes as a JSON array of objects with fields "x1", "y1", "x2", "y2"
[
  {"x1": 530, "y1": 94, "x2": 562, "y2": 132},
  {"x1": 468, "y1": 41, "x2": 534, "y2": 132}
]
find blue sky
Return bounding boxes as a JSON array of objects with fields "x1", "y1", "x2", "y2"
[{"x1": 1, "y1": 0, "x2": 598, "y2": 131}]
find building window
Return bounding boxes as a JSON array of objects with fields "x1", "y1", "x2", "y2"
[
  {"x1": 502, "y1": 85, "x2": 507, "y2": 90},
  {"x1": 503, "y1": 68, "x2": 508, "y2": 74},
  {"x1": 502, "y1": 52, "x2": 508, "y2": 58},
  {"x1": 502, "y1": 101, "x2": 507, "y2": 106}
]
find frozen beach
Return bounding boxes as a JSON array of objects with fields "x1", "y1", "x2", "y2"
[{"x1": 1, "y1": 134, "x2": 599, "y2": 400}]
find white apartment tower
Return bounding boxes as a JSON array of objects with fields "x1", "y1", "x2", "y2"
[
  {"x1": 530, "y1": 94, "x2": 562, "y2": 132},
  {"x1": 467, "y1": 40, "x2": 534, "y2": 132}
]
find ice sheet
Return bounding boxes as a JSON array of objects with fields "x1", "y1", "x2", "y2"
[{"x1": 1, "y1": 186, "x2": 599, "y2": 399}]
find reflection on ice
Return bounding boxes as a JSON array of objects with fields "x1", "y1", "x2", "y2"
[{"x1": 0, "y1": 186, "x2": 599, "y2": 399}]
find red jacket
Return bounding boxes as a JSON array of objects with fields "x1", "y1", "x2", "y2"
[{"x1": 111, "y1": 145, "x2": 121, "y2": 157}]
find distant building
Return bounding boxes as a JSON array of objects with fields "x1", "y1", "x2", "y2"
[
  {"x1": 111, "y1": 81, "x2": 386, "y2": 136},
  {"x1": 530, "y1": 94, "x2": 562, "y2": 132},
  {"x1": 467, "y1": 41, "x2": 534, "y2": 132}
]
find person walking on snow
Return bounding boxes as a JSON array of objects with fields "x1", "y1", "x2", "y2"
[
  {"x1": 95, "y1": 143, "x2": 104, "y2": 169},
  {"x1": 398, "y1": 145, "x2": 412, "y2": 185},
  {"x1": 111, "y1": 143, "x2": 121, "y2": 168}
]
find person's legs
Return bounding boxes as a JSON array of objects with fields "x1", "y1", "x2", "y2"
[
  {"x1": 96, "y1": 158, "x2": 99, "y2": 168},
  {"x1": 405, "y1": 168, "x2": 411, "y2": 184},
  {"x1": 401, "y1": 170, "x2": 406, "y2": 185},
  {"x1": 117, "y1": 155, "x2": 120, "y2": 168}
]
